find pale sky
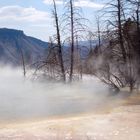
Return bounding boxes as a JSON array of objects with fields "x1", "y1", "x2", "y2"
[{"x1": 0, "y1": 0, "x2": 106, "y2": 41}]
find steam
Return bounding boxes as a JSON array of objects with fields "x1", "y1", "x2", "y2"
[{"x1": 0, "y1": 66, "x2": 115, "y2": 122}]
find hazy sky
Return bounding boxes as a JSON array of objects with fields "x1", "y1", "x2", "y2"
[{"x1": 0, "y1": 0, "x2": 106, "y2": 41}]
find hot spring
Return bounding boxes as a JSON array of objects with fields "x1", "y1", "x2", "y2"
[{"x1": 0, "y1": 66, "x2": 109, "y2": 122}]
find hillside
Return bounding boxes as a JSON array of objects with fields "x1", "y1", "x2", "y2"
[{"x1": 0, "y1": 28, "x2": 49, "y2": 65}]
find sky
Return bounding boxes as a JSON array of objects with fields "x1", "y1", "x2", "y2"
[{"x1": 0, "y1": 0, "x2": 106, "y2": 41}]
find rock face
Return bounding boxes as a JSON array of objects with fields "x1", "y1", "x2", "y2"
[{"x1": 0, "y1": 28, "x2": 49, "y2": 65}]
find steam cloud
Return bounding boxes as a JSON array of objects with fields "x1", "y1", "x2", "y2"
[{"x1": 0, "y1": 66, "x2": 111, "y2": 122}]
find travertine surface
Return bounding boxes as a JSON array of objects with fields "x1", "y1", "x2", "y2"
[{"x1": 0, "y1": 105, "x2": 140, "y2": 140}]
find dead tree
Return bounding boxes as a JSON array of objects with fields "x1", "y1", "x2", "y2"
[
  {"x1": 96, "y1": 16, "x2": 102, "y2": 54},
  {"x1": 20, "y1": 46, "x2": 26, "y2": 77},
  {"x1": 15, "y1": 39, "x2": 26, "y2": 77},
  {"x1": 117, "y1": 0, "x2": 127, "y2": 62},
  {"x1": 52, "y1": 0, "x2": 66, "y2": 82},
  {"x1": 69, "y1": 0, "x2": 74, "y2": 82},
  {"x1": 91, "y1": 0, "x2": 130, "y2": 92},
  {"x1": 62, "y1": 0, "x2": 88, "y2": 82},
  {"x1": 82, "y1": 0, "x2": 140, "y2": 92}
]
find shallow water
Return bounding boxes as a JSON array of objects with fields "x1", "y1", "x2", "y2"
[{"x1": 0, "y1": 67, "x2": 109, "y2": 121}]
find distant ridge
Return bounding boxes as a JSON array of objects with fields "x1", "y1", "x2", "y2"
[{"x1": 0, "y1": 28, "x2": 49, "y2": 65}]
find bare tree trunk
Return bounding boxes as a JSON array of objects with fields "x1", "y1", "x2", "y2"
[
  {"x1": 15, "y1": 40, "x2": 26, "y2": 77},
  {"x1": 136, "y1": 5, "x2": 140, "y2": 81},
  {"x1": 117, "y1": 0, "x2": 127, "y2": 62},
  {"x1": 20, "y1": 48, "x2": 26, "y2": 77},
  {"x1": 96, "y1": 16, "x2": 101, "y2": 54},
  {"x1": 76, "y1": 35, "x2": 82, "y2": 79},
  {"x1": 53, "y1": 0, "x2": 66, "y2": 82},
  {"x1": 69, "y1": 0, "x2": 74, "y2": 82}
]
